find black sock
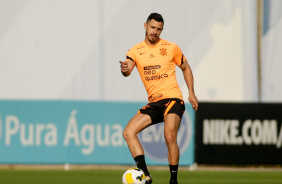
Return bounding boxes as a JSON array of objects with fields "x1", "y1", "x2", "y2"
[
  {"x1": 134, "y1": 155, "x2": 150, "y2": 176},
  {"x1": 169, "y1": 164, "x2": 178, "y2": 182}
]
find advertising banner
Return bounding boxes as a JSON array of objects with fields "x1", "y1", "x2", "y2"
[
  {"x1": 195, "y1": 103, "x2": 282, "y2": 164},
  {"x1": 0, "y1": 100, "x2": 194, "y2": 165}
]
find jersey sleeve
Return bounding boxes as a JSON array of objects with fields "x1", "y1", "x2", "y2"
[
  {"x1": 173, "y1": 44, "x2": 186, "y2": 66},
  {"x1": 126, "y1": 47, "x2": 136, "y2": 63}
]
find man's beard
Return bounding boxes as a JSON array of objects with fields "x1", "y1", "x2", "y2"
[{"x1": 146, "y1": 31, "x2": 158, "y2": 43}]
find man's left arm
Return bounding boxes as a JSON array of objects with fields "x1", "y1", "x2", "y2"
[{"x1": 179, "y1": 59, "x2": 198, "y2": 111}]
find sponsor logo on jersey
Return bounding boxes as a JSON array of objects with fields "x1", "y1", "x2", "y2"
[
  {"x1": 145, "y1": 73, "x2": 168, "y2": 82},
  {"x1": 144, "y1": 65, "x2": 161, "y2": 70},
  {"x1": 149, "y1": 94, "x2": 163, "y2": 102},
  {"x1": 137, "y1": 46, "x2": 145, "y2": 49}
]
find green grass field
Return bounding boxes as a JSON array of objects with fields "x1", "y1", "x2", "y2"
[{"x1": 0, "y1": 169, "x2": 281, "y2": 184}]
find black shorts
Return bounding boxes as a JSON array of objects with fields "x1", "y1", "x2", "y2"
[{"x1": 138, "y1": 98, "x2": 185, "y2": 125}]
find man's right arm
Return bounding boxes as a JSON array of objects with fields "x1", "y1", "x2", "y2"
[{"x1": 119, "y1": 60, "x2": 135, "y2": 77}]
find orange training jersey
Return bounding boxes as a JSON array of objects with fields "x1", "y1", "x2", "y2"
[{"x1": 126, "y1": 39, "x2": 186, "y2": 102}]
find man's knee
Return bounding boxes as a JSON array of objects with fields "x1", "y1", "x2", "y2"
[
  {"x1": 164, "y1": 130, "x2": 177, "y2": 145},
  {"x1": 123, "y1": 128, "x2": 135, "y2": 141},
  {"x1": 123, "y1": 129, "x2": 129, "y2": 140}
]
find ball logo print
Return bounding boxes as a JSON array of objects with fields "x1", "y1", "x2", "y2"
[
  {"x1": 122, "y1": 168, "x2": 146, "y2": 184},
  {"x1": 139, "y1": 112, "x2": 192, "y2": 162}
]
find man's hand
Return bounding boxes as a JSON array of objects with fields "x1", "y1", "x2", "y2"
[
  {"x1": 120, "y1": 60, "x2": 134, "y2": 77},
  {"x1": 188, "y1": 93, "x2": 198, "y2": 111},
  {"x1": 119, "y1": 61, "x2": 129, "y2": 73}
]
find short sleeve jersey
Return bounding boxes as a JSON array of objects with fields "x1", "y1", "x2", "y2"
[{"x1": 126, "y1": 39, "x2": 186, "y2": 102}]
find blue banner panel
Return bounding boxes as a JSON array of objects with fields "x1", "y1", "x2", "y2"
[{"x1": 0, "y1": 100, "x2": 195, "y2": 165}]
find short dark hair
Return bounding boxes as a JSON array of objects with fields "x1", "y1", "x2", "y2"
[{"x1": 146, "y1": 13, "x2": 164, "y2": 24}]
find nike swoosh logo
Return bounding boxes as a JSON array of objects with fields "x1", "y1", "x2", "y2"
[{"x1": 172, "y1": 170, "x2": 177, "y2": 172}]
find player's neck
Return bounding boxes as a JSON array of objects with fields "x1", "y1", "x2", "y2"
[{"x1": 145, "y1": 37, "x2": 161, "y2": 47}]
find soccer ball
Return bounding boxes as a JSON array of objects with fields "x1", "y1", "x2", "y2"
[{"x1": 122, "y1": 168, "x2": 146, "y2": 184}]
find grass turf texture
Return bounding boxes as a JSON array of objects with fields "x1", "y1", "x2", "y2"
[{"x1": 0, "y1": 169, "x2": 281, "y2": 184}]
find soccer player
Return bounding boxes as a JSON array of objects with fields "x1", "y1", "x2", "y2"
[{"x1": 120, "y1": 13, "x2": 198, "y2": 184}]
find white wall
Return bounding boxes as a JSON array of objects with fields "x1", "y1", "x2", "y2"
[
  {"x1": 261, "y1": 0, "x2": 282, "y2": 102},
  {"x1": 0, "y1": 0, "x2": 265, "y2": 102}
]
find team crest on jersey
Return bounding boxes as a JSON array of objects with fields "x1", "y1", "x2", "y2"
[{"x1": 160, "y1": 48, "x2": 167, "y2": 56}]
